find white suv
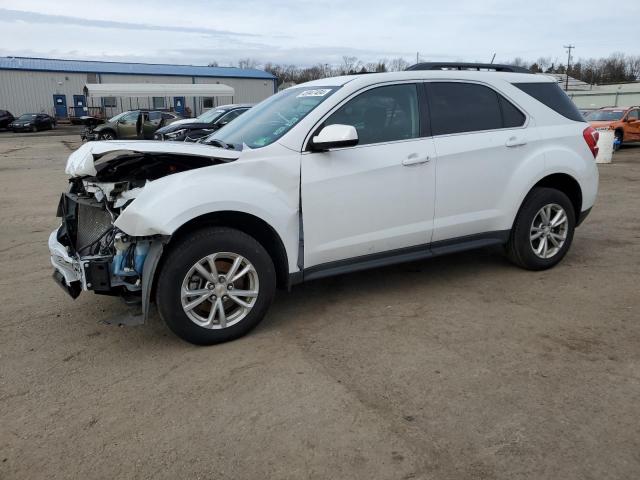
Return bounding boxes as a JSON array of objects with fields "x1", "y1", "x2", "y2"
[{"x1": 50, "y1": 64, "x2": 599, "y2": 344}]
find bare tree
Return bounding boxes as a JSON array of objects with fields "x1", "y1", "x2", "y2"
[
  {"x1": 238, "y1": 58, "x2": 259, "y2": 69},
  {"x1": 388, "y1": 57, "x2": 409, "y2": 72}
]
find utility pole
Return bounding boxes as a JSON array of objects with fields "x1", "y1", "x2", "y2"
[
  {"x1": 416, "y1": 52, "x2": 419, "y2": 64},
  {"x1": 563, "y1": 44, "x2": 575, "y2": 91},
  {"x1": 490, "y1": 53, "x2": 496, "y2": 64}
]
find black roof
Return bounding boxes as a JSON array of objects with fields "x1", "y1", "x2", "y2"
[{"x1": 406, "y1": 62, "x2": 530, "y2": 73}]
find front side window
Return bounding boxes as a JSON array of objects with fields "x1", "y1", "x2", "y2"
[
  {"x1": 203, "y1": 86, "x2": 339, "y2": 149},
  {"x1": 627, "y1": 110, "x2": 639, "y2": 121},
  {"x1": 324, "y1": 84, "x2": 420, "y2": 146},
  {"x1": 119, "y1": 112, "x2": 139, "y2": 124}
]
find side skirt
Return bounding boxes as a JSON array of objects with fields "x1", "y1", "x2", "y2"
[{"x1": 292, "y1": 230, "x2": 510, "y2": 284}]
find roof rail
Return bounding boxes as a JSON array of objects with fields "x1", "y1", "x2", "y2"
[{"x1": 406, "y1": 62, "x2": 530, "y2": 73}]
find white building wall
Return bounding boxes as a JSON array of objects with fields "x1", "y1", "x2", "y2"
[
  {"x1": 0, "y1": 70, "x2": 87, "y2": 116},
  {"x1": 0, "y1": 70, "x2": 275, "y2": 119}
]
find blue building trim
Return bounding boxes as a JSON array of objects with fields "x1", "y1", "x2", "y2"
[{"x1": 0, "y1": 56, "x2": 276, "y2": 81}]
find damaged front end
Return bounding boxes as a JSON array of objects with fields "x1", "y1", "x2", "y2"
[{"x1": 50, "y1": 142, "x2": 237, "y2": 321}]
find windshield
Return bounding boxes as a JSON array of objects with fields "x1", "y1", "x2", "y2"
[
  {"x1": 586, "y1": 110, "x2": 625, "y2": 121},
  {"x1": 197, "y1": 109, "x2": 226, "y2": 123},
  {"x1": 202, "y1": 87, "x2": 339, "y2": 149},
  {"x1": 17, "y1": 114, "x2": 37, "y2": 120}
]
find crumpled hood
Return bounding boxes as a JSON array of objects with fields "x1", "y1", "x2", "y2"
[{"x1": 66, "y1": 140, "x2": 242, "y2": 177}]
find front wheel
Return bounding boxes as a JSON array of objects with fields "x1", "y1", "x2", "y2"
[
  {"x1": 156, "y1": 227, "x2": 276, "y2": 345},
  {"x1": 506, "y1": 187, "x2": 576, "y2": 270},
  {"x1": 99, "y1": 131, "x2": 115, "y2": 140}
]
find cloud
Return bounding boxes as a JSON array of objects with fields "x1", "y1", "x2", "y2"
[{"x1": 0, "y1": 1, "x2": 638, "y2": 67}]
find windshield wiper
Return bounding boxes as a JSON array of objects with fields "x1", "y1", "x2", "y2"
[{"x1": 205, "y1": 139, "x2": 235, "y2": 150}]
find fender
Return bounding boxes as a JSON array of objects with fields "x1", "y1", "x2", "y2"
[{"x1": 114, "y1": 146, "x2": 302, "y2": 273}]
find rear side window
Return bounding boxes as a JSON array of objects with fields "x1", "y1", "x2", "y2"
[
  {"x1": 513, "y1": 82, "x2": 583, "y2": 122},
  {"x1": 427, "y1": 82, "x2": 524, "y2": 135}
]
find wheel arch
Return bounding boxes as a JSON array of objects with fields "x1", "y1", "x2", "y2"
[
  {"x1": 161, "y1": 211, "x2": 290, "y2": 290},
  {"x1": 528, "y1": 173, "x2": 582, "y2": 221}
]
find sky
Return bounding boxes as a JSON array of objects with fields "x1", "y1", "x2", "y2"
[{"x1": 1, "y1": 0, "x2": 638, "y2": 67}]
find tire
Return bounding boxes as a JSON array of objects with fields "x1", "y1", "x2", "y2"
[
  {"x1": 99, "y1": 131, "x2": 115, "y2": 140},
  {"x1": 506, "y1": 187, "x2": 576, "y2": 270},
  {"x1": 156, "y1": 227, "x2": 276, "y2": 345}
]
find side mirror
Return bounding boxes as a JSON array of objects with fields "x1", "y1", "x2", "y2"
[{"x1": 310, "y1": 124, "x2": 358, "y2": 151}]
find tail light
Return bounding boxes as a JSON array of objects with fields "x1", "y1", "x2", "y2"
[{"x1": 583, "y1": 126, "x2": 599, "y2": 159}]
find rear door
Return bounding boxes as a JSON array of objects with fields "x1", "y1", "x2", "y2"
[
  {"x1": 426, "y1": 81, "x2": 531, "y2": 242},
  {"x1": 301, "y1": 82, "x2": 437, "y2": 268}
]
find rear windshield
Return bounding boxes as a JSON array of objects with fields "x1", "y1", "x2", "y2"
[{"x1": 513, "y1": 82, "x2": 583, "y2": 122}]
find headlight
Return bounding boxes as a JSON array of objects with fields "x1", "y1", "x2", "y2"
[{"x1": 165, "y1": 129, "x2": 187, "y2": 139}]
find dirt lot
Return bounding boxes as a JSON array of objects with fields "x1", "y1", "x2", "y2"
[{"x1": 1, "y1": 133, "x2": 639, "y2": 480}]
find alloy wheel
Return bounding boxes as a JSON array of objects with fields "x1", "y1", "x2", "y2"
[
  {"x1": 530, "y1": 203, "x2": 568, "y2": 259},
  {"x1": 180, "y1": 252, "x2": 259, "y2": 329}
]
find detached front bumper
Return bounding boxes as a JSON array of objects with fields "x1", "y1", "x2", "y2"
[
  {"x1": 81, "y1": 131, "x2": 99, "y2": 141},
  {"x1": 49, "y1": 229, "x2": 85, "y2": 298}
]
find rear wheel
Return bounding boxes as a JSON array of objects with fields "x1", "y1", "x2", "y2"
[
  {"x1": 507, "y1": 187, "x2": 575, "y2": 270},
  {"x1": 156, "y1": 227, "x2": 276, "y2": 345}
]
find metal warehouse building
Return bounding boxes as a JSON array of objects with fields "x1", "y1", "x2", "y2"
[{"x1": 0, "y1": 56, "x2": 277, "y2": 119}]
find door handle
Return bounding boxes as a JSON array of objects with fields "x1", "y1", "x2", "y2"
[
  {"x1": 505, "y1": 136, "x2": 527, "y2": 147},
  {"x1": 402, "y1": 153, "x2": 431, "y2": 166}
]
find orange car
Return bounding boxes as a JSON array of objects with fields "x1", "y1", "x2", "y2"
[{"x1": 586, "y1": 106, "x2": 640, "y2": 149}]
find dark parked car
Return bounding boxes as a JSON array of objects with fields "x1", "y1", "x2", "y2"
[
  {"x1": 154, "y1": 104, "x2": 252, "y2": 141},
  {"x1": 0, "y1": 110, "x2": 15, "y2": 129},
  {"x1": 82, "y1": 110, "x2": 183, "y2": 141},
  {"x1": 9, "y1": 113, "x2": 56, "y2": 132}
]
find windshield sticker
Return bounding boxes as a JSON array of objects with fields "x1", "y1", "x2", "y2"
[{"x1": 297, "y1": 89, "x2": 332, "y2": 98}]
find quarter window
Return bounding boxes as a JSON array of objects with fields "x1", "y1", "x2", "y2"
[
  {"x1": 324, "y1": 84, "x2": 420, "y2": 146},
  {"x1": 500, "y1": 96, "x2": 526, "y2": 128}
]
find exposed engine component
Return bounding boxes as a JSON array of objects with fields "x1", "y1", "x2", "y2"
[{"x1": 54, "y1": 151, "x2": 225, "y2": 298}]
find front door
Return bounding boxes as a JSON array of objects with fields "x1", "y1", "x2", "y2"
[
  {"x1": 53, "y1": 95, "x2": 67, "y2": 118},
  {"x1": 173, "y1": 97, "x2": 185, "y2": 115},
  {"x1": 626, "y1": 108, "x2": 640, "y2": 141},
  {"x1": 301, "y1": 83, "x2": 436, "y2": 268},
  {"x1": 116, "y1": 111, "x2": 140, "y2": 139},
  {"x1": 72, "y1": 95, "x2": 86, "y2": 118}
]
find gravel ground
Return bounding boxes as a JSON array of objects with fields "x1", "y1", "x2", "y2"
[{"x1": 1, "y1": 133, "x2": 639, "y2": 480}]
